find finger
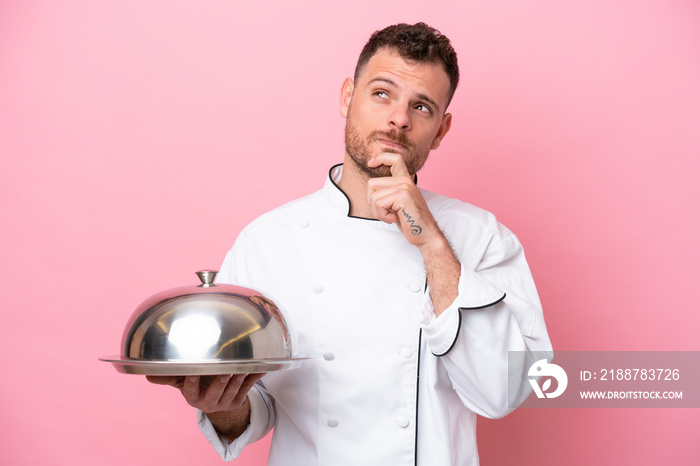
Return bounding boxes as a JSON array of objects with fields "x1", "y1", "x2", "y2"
[
  {"x1": 369, "y1": 188, "x2": 405, "y2": 222},
  {"x1": 182, "y1": 376, "x2": 203, "y2": 403},
  {"x1": 201, "y1": 374, "x2": 234, "y2": 407},
  {"x1": 372, "y1": 199, "x2": 400, "y2": 224},
  {"x1": 209, "y1": 373, "x2": 265, "y2": 411},
  {"x1": 370, "y1": 201, "x2": 398, "y2": 224},
  {"x1": 230, "y1": 373, "x2": 265, "y2": 408},
  {"x1": 216, "y1": 374, "x2": 246, "y2": 408},
  {"x1": 237, "y1": 373, "x2": 265, "y2": 400},
  {"x1": 366, "y1": 177, "x2": 415, "y2": 200},
  {"x1": 146, "y1": 375, "x2": 184, "y2": 387},
  {"x1": 368, "y1": 153, "x2": 410, "y2": 177}
]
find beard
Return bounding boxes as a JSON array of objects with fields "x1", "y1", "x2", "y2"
[{"x1": 344, "y1": 114, "x2": 429, "y2": 178}]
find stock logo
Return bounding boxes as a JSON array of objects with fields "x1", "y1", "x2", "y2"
[{"x1": 528, "y1": 359, "x2": 568, "y2": 399}]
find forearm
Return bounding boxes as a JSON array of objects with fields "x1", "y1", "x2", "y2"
[
  {"x1": 419, "y1": 233, "x2": 460, "y2": 316},
  {"x1": 206, "y1": 396, "x2": 252, "y2": 442},
  {"x1": 421, "y1": 233, "x2": 553, "y2": 416}
]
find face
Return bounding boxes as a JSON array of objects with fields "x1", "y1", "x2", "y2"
[{"x1": 341, "y1": 47, "x2": 453, "y2": 178}]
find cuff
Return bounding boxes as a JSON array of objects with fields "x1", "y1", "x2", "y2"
[
  {"x1": 196, "y1": 384, "x2": 270, "y2": 461},
  {"x1": 419, "y1": 266, "x2": 506, "y2": 357}
]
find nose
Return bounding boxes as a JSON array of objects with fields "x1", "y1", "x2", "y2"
[{"x1": 388, "y1": 105, "x2": 411, "y2": 131}]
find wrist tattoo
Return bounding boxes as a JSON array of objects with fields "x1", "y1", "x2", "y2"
[{"x1": 401, "y1": 209, "x2": 422, "y2": 235}]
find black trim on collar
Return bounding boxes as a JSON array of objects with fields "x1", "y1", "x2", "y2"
[
  {"x1": 328, "y1": 164, "x2": 376, "y2": 220},
  {"x1": 327, "y1": 163, "x2": 419, "y2": 220},
  {"x1": 432, "y1": 293, "x2": 507, "y2": 358}
]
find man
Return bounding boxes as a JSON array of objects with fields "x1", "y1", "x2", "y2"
[{"x1": 150, "y1": 22, "x2": 551, "y2": 465}]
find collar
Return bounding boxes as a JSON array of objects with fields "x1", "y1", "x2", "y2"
[
  {"x1": 323, "y1": 163, "x2": 418, "y2": 221},
  {"x1": 324, "y1": 163, "x2": 358, "y2": 218}
]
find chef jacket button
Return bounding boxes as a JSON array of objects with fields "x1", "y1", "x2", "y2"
[
  {"x1": 327, "y1": 419, "x2": 339, "y2": 428},
  {"x1": 323, "y1": 352, "x2": 335, "y2": 361},
  {"x1": 400, "y1": 347, "x2": 412, "y2": 358},
  {"x1": 312, "y1": 283, "x2": 324, "y2": 294},
  {"x1": 409, "y1": 283, "x2": 421, "y2": 292},
  {"x1": 298, "y1": 218, "x2": 309, "y2": 229},
  {"x1": 397, "y1": 418, "x2": 410, "y2": 428}
]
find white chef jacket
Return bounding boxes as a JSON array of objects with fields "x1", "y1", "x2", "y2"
[{"x1": 197, "y1": 164, "x2": 552, "y2": 465}]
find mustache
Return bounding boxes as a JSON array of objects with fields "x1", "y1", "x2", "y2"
[{"x1": 370, "y1": 130, "x2": 413, "y2": 149}]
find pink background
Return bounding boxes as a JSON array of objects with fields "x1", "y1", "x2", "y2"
[{"x1": 1, "y1": 1, "x2": 699, "y2": 464}]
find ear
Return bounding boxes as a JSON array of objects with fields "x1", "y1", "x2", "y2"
[
  {"x1": 339, "y1": 77, "x2": 354, "y2": 118},
  {"x1": 430, "y1": 113, "x2": 452, "y2": 150}
]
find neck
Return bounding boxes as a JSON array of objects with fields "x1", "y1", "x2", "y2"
[{"x1": 337, "y1": 155, "x2": 375, "y2": 218}]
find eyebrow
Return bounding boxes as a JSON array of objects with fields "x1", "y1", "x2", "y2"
[{"x1": 367, "y1": 77, "x2": 441, "y2": 112}]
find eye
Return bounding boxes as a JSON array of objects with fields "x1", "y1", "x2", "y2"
[
  {"x1": 415, "y1": 103, "x2": 432, "y2": 114},
  {"x1": 373, "y1": 90, "x2": 389, "y2": 100}
]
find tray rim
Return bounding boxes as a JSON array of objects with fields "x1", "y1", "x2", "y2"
[{"x1": 99, "y1": 355, "x2": 309, "y2": 375}]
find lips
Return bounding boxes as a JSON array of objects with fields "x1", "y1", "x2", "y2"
[
  {"x1": 372, "y1": 131, "x2": 412, "y2": 150},
  {"x1": 377, "y1": 138, "x2": 407, "y2": 150}
]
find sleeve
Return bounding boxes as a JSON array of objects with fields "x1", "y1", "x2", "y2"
[
  {"x1": 196, "y1": 383, "x2": 275, "y2": 460},
  {"x1": 195, "y1": 236, "x2": 277, "y2": 461},
  {"x1": 418, "y1": 232, "x2": 552, "y2": 418}
]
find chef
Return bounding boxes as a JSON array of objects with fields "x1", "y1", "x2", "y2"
[{"x1": 149, "y1": 22, "x2": 552, "y2": 465}]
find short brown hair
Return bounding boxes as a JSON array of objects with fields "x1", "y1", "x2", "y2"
[{"x1": 354, "y1": 22, "x2": 459, "y2": 108}]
